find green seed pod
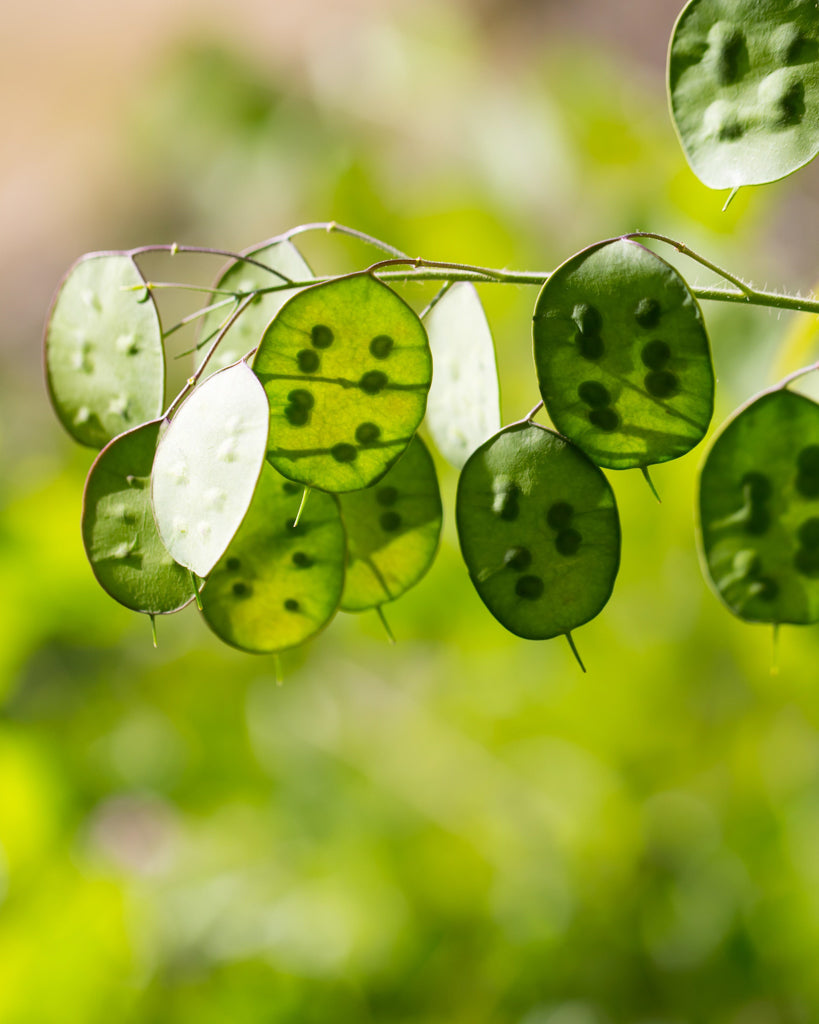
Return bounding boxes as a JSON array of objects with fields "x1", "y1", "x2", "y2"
[
  {"x1": 339, "y1": 435, "x2": 443, "y2": 612},
  {"x1": 45, "y1": 252, "x2": 164, "y2": 448},
  {"x1": 533, "y1": 238, "x2": 713, "y2": 471},
  {"x1": 252, "y1": 273, "x2": 432, "y2": 493},
  {"x1": 699, "y1": 388, "x2": 819, "y2": 625},
  {"x1": 82, "y1": 420, "x2": 191, "y2": 615},
  {"x1": 201, "y1": 464, "x2": 345, "y2": 653},
  {"x1": 669, "y1": 0, "x2": 819, "y2": 189},
  {"x1": 151, "y1": 362, "x2": 270, "y2": 578},
  {"x1": 196, "y1": 240, "x2": 313, "y2": 375},
  {"x1": 456, "y1": 422, "x2": 620, "y2": 640}
]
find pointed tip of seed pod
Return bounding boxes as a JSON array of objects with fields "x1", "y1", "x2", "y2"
[
  {"x1": 565, "y1": 631, "x2": 586, "y2": 673},
  {"x1": 376, "y1": 605, "x2": 396, "y2": 645},
  {"x1": 641, "y1": 465, "x2": 662, "y2": 503}
]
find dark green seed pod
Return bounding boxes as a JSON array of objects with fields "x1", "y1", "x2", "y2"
[
  {"x1": 456, "y1": 422, "x2": 620, "y2": 640},
  {"x1": 533, "y1": 238, "x2": 713, "y2": 471},
  {"x1": 699, "y1": 388, "x2": 819, "y2": 625}
]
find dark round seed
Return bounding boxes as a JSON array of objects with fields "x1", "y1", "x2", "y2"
[
  {"x1": 376, "y1": 486, "x2": 399, "y2": 506},
  {"x1": 379, "y1": 511, "x2": 403, "y2": 532},
  {"x1": 746, "y1": 506, "x2": 771, "y2": 536},
  {"x1": 226, "y1": 557, "x2": 241, "y2": 572},
  {"x1": 757, "y1": 577, "x2": 779, "y2": 601},
  {"x1": 331, "y1": 443, "x2": 357, "y2": 463},
  {"x1": 311, "y1": 324, "x2": 334, "y2": 349},
  {"x1": 297, "y1": 349, "x2": 320, "y2": 373},
  {"x1": 282, "y1": 482, "x2": 301, "y2": 494},
  {"x1": 515, "y1": 574, "x2": 544, "y2": 600},
  {"x1": 577, "y1": 380, "x2": 611, "y2": 408},
  {"x1": 285, "y1": 405, "x2": 310, "y2": 426},
  {"x1": 573, "y1": 302, "x2": 602, "y2": 335},
  {"x1": 641, "y1": 339, "x2": 671, "y2": 370},
  {"x1": 546, "y1": 501, "x2": 574, "y2": 530},
  {"x1": 589, "y1": 407, "x2": 619, "y2": 432},
  {"x1": 634, "y1": 297, "x2": 662, "y2": 328},
  {"x1": 355, "y1": 422, "x2": 381, "y2": 445},
  {"x1": 292, "y1": 551, "x2": 314, "y2": 568},
  {"x1": 369, "y1": 335, "x2": 394, "y2": 359},
  {"x1": 555, "y1": 528, "x2": 582, "y2": 556},
  {"x1": 360, "y1": 370, "x2": 388, "y2": 395},
  {"x1": 284, "y1": 598, "x2": 300, "y2": 612},
  {"x1": 795, "y1": 548, "x2": 819, "y2": 577},
  {"x1": 232, "y1": 582, "x2": 250, "y2": 598},
  {"x1": 741, "y1": 471, "x2": 772, "y2": 503},
  {"x1": 799, "y1": 517, "x2": 819, "y2": 549},
  {"x1": 577, "y1": 332, "x2": 605, "y2": 361},
  {"x1": 287, "y1": 389, "x2": 314, "y2": 409},
  {"x1": 644, "y1": 370, "x2": 679, "y2": 398},
  {"x1": 796, "y1": 473, "x2": 819, "y2": 499},
  {"x1": 797, "y1": 446, "x2": 819, "y2": 474},
  {"x1": 504, "y1": 546, "x2": 532, "y2": 572},
  {"x1": 499, "y1": 497, "x2": 519, "y2": 522}
]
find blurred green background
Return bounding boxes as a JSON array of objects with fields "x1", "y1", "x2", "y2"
[{"x1": 4, "y1": 0, "x2": 819, "y2": 1020}]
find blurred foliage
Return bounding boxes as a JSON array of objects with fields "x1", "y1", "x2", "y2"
[{"x1": 4, "y1": 3, "x2": 819, "y2": 1022}]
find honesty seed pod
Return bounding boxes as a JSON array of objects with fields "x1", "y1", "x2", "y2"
[
  {"x1": 669, "y1": 0, "x2": 819, "y2": 190},
  {"x1": 699, "y1": 388, "x2": 819, "y2": 625},
  {"x1": 253, "y1": 273, "x2": 432, "y2": 493},
  {"x1": 456, "y1": 421, "x2": 620, "y2": 660},
  {"x1": 533, "y1": 237, "x2": 714, "y2": 474},
  {"x1": 45, "y1": 252, "x2": 164, "y2": 449}
]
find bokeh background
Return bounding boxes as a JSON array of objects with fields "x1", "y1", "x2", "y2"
[{"x1": 4, "y1": 0, "x2": 819, "y2": 1021}]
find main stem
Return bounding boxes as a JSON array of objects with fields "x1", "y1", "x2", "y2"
[{"x1": 247, "y1": 266, "x2": 819, "y2": 317}]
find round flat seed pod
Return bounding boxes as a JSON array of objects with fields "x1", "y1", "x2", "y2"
[
  {"x1": 422, "y1": 282, "x2": 501, "y2": 469},
  {"x1": 45, "y1": 252, "x2": 164, "y2": 448},
  {"x1": 338, "y1": 435, "x2": 443, "y2": 612},
  {"x1": 196, "y1": 240, "x2": 313, "y2": 375},
  {"x1": 456, "y1": 422, "x2": 620, "y2": 640},
  {"x1": 669, "y1": 0, "x2": 819, "y2": 189},
  {"x1": 151, "y1": 362, "x2": 269, "y2": 578},
  {"x1": 533, "y1": 238, "x2": 713, "y2": 471},
  {"x1": 699, "y1": 388, "x2": 819, "y2": 625},
  {"x1": 82, "y1": 420, "x2": 192, "y2": 615},
  {"x1": 252, "y1": 273, "x2": 431, "y2": 493},
  {"x1": 201, "y1": 464, "x2": 345, "y2": 653}
]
